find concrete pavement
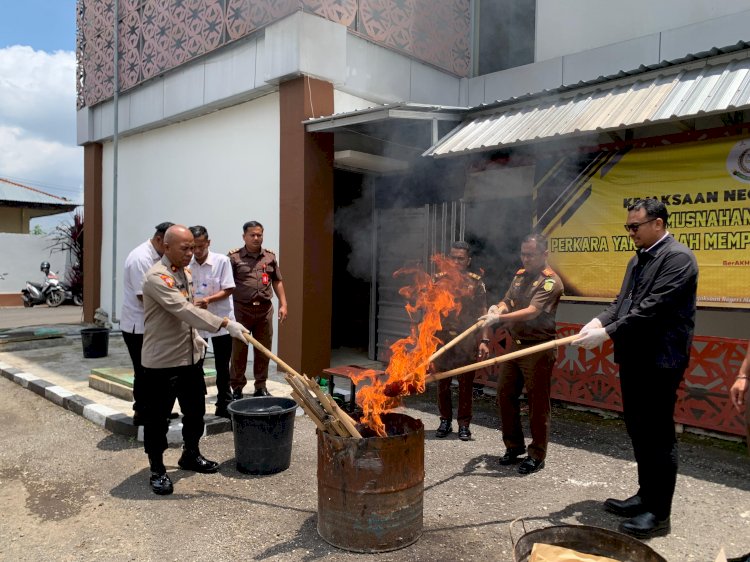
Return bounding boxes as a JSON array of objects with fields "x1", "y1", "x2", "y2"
[{"x1": 0, "y1": 311, "x2": 748, "y2": 560}]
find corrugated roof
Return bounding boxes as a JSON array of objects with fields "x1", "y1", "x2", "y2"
[
  {"x1": 0, "y1": 178, "x2": 79, "y2": 207},
  {"x1": 427, "y1": 51, "x2": 750, "y2": 157}
]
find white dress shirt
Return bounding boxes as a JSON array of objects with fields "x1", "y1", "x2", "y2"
[
  {"x1": 190, "y1": 251, "x2": 236, "y2": 338},
  {"x1": 120, "y1": 239, "x2": 160, "y2": 334}
]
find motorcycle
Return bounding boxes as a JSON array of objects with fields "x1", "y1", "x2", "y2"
[
  {"x1": 21, "y1": 261, "x2": 66, "y2": 308},
  {"x1": 62, "y1": 282, "x2": 83, "y2": 306}
]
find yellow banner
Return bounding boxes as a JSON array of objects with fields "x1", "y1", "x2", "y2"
[{"x1": 543, "y1": 136, "x2": 750, "y2": 308}]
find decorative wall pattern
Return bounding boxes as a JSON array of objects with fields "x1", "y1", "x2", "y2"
[
  {"x1": 76, "y1": 0, "x2": 470, "y2": 109},
  {"x1": 475, "y1": 323, "x2": 749, "y2": 437}
]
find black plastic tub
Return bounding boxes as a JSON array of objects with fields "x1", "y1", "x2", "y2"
[
  {"x1": 81, "y1": 327, "x2": 109, "y2": 358},
  {"x1": 227, "y1": 397, "x2": 297, "y2": 475}
]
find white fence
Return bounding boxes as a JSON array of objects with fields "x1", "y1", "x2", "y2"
[{"x1": 0, "y1": 233, "x2": 70, "y2": 299}]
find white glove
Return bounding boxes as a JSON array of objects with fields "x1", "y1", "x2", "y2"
[
  {"x1": 572, "y1": 327, "x2": 609, "y2": 349},
  {"x1": 579, "y1": 317, "x2": 603, "y2": 334},
  {"x1": 479, "y1": 304, "x2": 504, "y2": 326},
  {"x1": 196, "y1": 335, "x2": 208, "y2": 357},
  {"x1": 226, "y1": 320, "x2": 249, "y2": 343}
]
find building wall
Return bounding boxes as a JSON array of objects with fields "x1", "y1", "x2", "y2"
[
  {"x1": 77, "y1": 0, "x2": 470, "y2": 109},
  {"x1": 98, "y1": 93, "x2": 281, "y2": 331},
  {"x1": 471, "y1": 7, "x2": 750, "y2": 105},
  {"x1": 536, "y1": 0, "x2": 750, "y2": 61}
]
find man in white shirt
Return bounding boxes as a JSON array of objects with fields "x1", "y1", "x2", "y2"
[
  {"x1": 189, "y1": 225, "x2": 236, "y2": 418},
  {"x1": 120, "y1": 222, "x2": 173, "y2": 424}
]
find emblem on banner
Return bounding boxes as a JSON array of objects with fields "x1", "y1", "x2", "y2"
[{"x1": 726, "y1": 139, "x2": 750, "y2": 183}]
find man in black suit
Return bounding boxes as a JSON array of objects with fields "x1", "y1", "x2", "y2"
[{"x1": 573, "y1": 198, "x2": 698, "y2": 539}]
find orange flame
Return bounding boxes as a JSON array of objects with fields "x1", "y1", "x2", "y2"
[{"x1": 351, "y1": 253, "x2": 476, "y2": 436}]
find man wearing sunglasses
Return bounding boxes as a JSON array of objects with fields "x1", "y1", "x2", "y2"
[{"x1": 573, "y1": 198, "x2": 698, "y2": 539}]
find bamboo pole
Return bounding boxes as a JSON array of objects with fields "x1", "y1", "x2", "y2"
[
  {"x1": 244, "y1": 333, "x2": 300, "y2": 377},
  {"x1": 290, "y1": 390, "x2": 327, "y2": 433},
  {"x1": 243, "y1": 332, "x2": 363, "y2": 438},
  {"x1": 305, "y1": 375, "x2": 363, "y2": 438},
  {"x1": 426, "y1": 319, "x2": 485, "y2": 366},
  {"x1": 425, "y1": 334, "x2": 579, "y2": 383}
]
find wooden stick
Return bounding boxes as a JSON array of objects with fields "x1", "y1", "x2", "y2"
[
  {"x1": 287, "y1": 373, "x2": 350, "y2": 437},
  {"x1": 427, "y1": 319, "x2": 485, "y2": 366},
  {"x1": 285, "y1": 375, "x2": 328, "y2": 424},
  {"x1": 244, "y1": 333, "x2": 300, "y2": 377},
  {"x1": 425, "y1": 334, "x2": 579, "y2": 383},
  {"x1": 289, "y1": 390, "x2": 327, "y2": 433},
  {"x1": 306, "y1": 376, "x2": 363, "y2": 438}
]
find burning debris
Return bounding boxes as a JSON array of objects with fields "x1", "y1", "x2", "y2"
[{"x1": 351, "y1": 254, "x2": 478, "y2": 436}]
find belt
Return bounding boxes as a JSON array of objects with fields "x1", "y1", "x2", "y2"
[{"x1": 250, "y1": 300, "x2": 269, "y2": 306}]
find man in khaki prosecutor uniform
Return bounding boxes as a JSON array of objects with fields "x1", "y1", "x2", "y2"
[
  {"x1": 229, "y1": 221, "x2": 288, "y2": 398},
  {"x1": 141, "y1": 225, "x2": 249, "y2": 496},
  {"x1": 482, "y1": 234, "x2": 563, "y2": 476}
]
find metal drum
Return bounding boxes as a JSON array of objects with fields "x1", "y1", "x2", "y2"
[
  {"x1": 512, "y1": 521, "x2": 668, "y2": 562},
  {"x1": 317, "y1": 413, "x2": 424, "y2": 552}
]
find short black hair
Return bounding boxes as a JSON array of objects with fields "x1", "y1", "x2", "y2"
[
  {"x1": 189, "y1": 225, "x2": 208, "y2": 239},
  {"x1": 154, "y1": 222, "x2": 174, "y2": 236},
  {"x1": 243, "y1": 221, "x2": 264, "y2": 233},
  {"x1": 451, "y1": 240, "x2": 470, "y2": 253},
  {"x1": 628, "y1": 198, "x2": 669, "y2": 227},
  {"x1": 522, "y1": 233, "x2": 548, "y2": 252}
]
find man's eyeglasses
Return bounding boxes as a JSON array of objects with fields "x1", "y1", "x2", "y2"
[{"x1": 624, "y1": 217, "x2": 657, "y2": 232}]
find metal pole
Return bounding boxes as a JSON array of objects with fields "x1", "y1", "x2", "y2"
[{"x1": 111, "y1": 0, "x2": 120, "y2": 323}]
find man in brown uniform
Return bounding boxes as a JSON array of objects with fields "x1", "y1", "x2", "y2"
[
  {"x1": 229, "y1": 221, "x2": 288, "y2": 398},
  {"x1": 141, "y1": 225, "x2": 249, "y2": 495},
  {"x1": 482, "y1": 234, "x2": 563, "y2": 475},
  {"x1": 433, "y1": 241, "x2": 489, "y2": 441}
]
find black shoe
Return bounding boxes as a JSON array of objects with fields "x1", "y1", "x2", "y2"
[
  {"x1": 435, "y1": 419, "x2": 452, "y2": 438},
  {"x1": 178, "y1": 450, "x2": 219, "y2": 474},
  {"x1": 132, "y1": 412, "x2": 144, "y2": 426},
  {"x1": 604, "y1": 495, "x2": 646, "y2": 517},
  {"x1": 232, "y1": 388, "x2": 243, "y2": 400},
  {"x1": 214, "y1": 405, "x2": 231, "y2": 419},
  {"x1": 517, "y1": 456, "x2": 545, "y2": 475},
  {"x1": 149, "y1": 472, "x2": 173, "y2": 495},
  {"x1": 498, "y1": 447, "x2": 526, "y2": 465},
  {"x1": 253, "y1": 387, "x2": 271, "y2": 397},
  {"x1": 619, "y1": 512, "x2": 670, "y2": 539},
  {"x1": 458, "y1": 425, "x2": 471, "y2": 441}
]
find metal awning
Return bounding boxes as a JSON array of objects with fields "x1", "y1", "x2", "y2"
[
  {"x1": 305, "y1": 103, "x2": 467, "y2": 134},
  {"x1": 426, "y1": 51, "x2": 750, "y2": 158}
]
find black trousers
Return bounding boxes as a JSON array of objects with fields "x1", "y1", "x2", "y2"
[
  {"x1": 122, "y1": 330, "x2": 144, "y2": 412},
  {"x1": 142, "y1": 363, "x2": 207, "y2": 457},
  {"x1": 211, "y1": 334, "x2": 233, "y2": 407},
  {"x1": 618, "y1": 363, "x2": 684, "y2": 519}
]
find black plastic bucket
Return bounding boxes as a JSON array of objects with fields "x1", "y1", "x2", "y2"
[
  {"x1": 81, "y1": 327, "x2": 109, "y2": 358},
  {"x1": 227, "y1": 397, "x2": 297, "y2": 474}
]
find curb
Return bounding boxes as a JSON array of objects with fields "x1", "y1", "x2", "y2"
[{"x1": 0, "y1": 361, "x2": 232, "y2": 441}]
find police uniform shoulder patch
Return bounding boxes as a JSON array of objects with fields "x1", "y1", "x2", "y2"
[
  {"x1": 228, "y1": 247, "x2": 241, "y2": 255},
  {"x1": 542, "y1": 267, "x2": 554, "y2": 276},
  {"x1": 264, "y1": 248, "x2": 276, "y2": 256},
  {"x1": 542, "y1": 278, "x2": 556, "y2": 292},
  {"x1": 467, "y1": 272, "x2": 482, "y2": 280},
  {"x1": 433, "y1": 272, "x2": 447, "y2": 281},
  {"x1": 516, "y1": 268, "x2": 525, "y2": 275},
  {"x1": 159, "y1": 274, "x2": 175, "y2": 288}
]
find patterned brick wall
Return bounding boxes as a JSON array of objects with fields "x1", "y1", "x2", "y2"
[
  {"x1": 475, "y1": 323, "x2": 749, "y2": 437},
  {"x1": 76, "y1": 0, "x2": 470, "y2": 109}
]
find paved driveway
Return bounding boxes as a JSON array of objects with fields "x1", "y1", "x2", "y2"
[{"x1": 0, "y1": 305, "x2": 84, "y2": 330}]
